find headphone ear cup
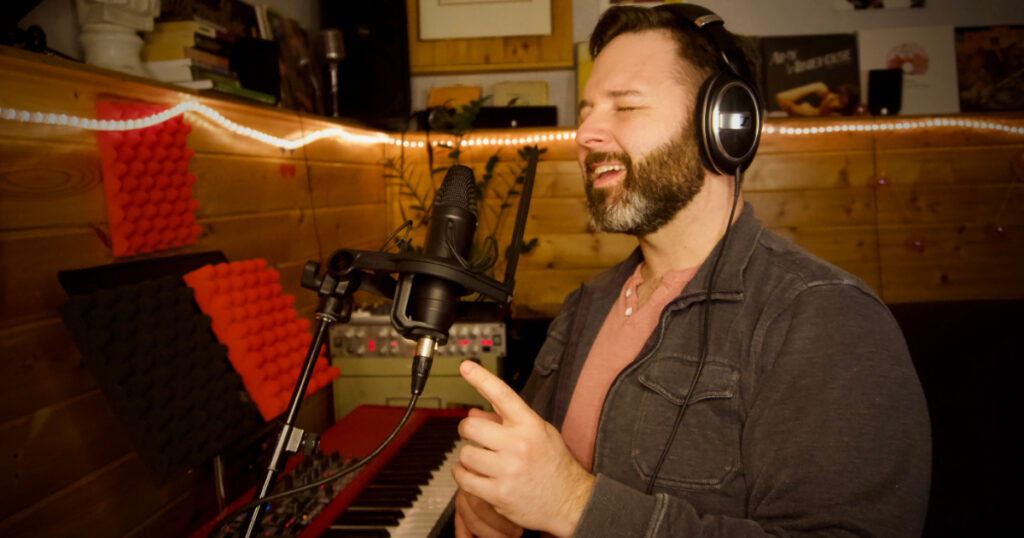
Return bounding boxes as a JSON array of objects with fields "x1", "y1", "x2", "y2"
[{"x1": 695, "y1": 71, "x2": 762, "y2": 176}]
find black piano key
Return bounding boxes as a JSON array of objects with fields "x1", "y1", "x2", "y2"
[
  {"x1": 350, "y1": 491, "x2": 419, "y2": 504},
  {"x1": 363, "y1": 483, "x2": 421, "y2": 495},
  {"x1": 373, "y1": 470, "x2": 434, "y2": 483},
  {"x1": 333, "y1": 509, "x2": 404, "y2": 526},
  {"x1": 348, "y1": 495, "x2": 414, "y2": 509},
  {"x1": 328, "y1": 416, "x2": 465, "y2": 533},
  {"x1": 323, "y1": 529, "x2": 391, "y2": 538}
]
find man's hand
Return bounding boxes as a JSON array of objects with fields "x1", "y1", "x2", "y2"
[
  {"x1": 453, "y1": 360, "x2": 594, "y2": 537},
  {"x1": 454, "y1": 488, "x2": 523, "y2": 538},
  {"x1": 455, "y1": 409, "x2": 523, "y2": 538}
]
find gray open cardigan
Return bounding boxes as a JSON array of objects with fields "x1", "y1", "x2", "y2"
[{"x1": 520, "y1": 204, "x2": 931, "y2": 537}]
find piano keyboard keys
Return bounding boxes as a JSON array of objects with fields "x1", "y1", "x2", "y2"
[{"x1": 327, "y1": 416, "x2": 465, "y2": 538}]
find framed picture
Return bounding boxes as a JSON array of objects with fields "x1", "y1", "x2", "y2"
[
  {"x1": 418, "y1": 0, "x2": 551, "y2": 40},
  {"x1": 955, "y1": 25, "x2": 1024, "y2": 111},
  {"x1": 858, "y1": 25, "x2": 959, "y2": 114}
]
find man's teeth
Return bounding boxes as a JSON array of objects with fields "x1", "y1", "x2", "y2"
[{"x1": 594, "y1": 164, "x2": 625, "y2": 175}]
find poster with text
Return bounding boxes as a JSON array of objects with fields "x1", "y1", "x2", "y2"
[{"x1": 760, "y1": 34, "x2": 861, "y2": 117}]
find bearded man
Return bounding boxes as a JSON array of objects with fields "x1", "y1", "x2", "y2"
[{"x1": 451, "y1": 5, "x2": 931, "y2": 537}]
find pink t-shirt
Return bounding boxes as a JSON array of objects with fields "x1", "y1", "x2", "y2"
[{"x1": 560, "y1": 262, "x2": 698, "y2": 470}]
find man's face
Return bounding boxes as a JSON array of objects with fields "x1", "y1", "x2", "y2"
[{"x1": 576, "y1": 30, "x2": 706, "y2": 236}]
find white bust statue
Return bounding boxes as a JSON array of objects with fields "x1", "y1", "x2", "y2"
[{"x1": 76, "y1": 0, "x2": 161, "y2": 75}]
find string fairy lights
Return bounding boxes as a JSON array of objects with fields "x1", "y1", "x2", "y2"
[
  {"x1": 1, "y1": 100, "x2": 1022, "y2": 150},
  {"x1": 762, "y1": 117, "x2": 1024, "y2": 136},
  {"x1": 0, "y1": 100, "x2": 391, "y2": 150}
]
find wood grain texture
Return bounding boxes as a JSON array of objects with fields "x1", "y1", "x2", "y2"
[
  {"x1": 0, "y1": 49, "x2": 378, "y2": 535},
  {"x1": 0, "y1": 453, "x2": 206, "y2": 538},
  {"x1": 406, "y1": 0, "x2": 574, "y2": 74},
  {"x1": 0, "y1": 390, "x2": 133, "y2": 521},
  {"x1": 0, "y1": 319, "x2": 93, "y2": 424}
]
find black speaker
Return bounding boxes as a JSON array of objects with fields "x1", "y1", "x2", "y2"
[
  {"x1": 320, "y1": 0, "x2": 411, "y2": 131},
  {"x1": 230, "y1": 37, "x2": 281, "y2": 101},
  {"x1": 868, "y1": 68, "x2": 903, "y2": 116}
]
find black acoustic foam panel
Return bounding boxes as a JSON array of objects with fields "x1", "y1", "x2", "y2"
[{"x1": 60, "y1": 269, "x2": 262, "y2": 484}]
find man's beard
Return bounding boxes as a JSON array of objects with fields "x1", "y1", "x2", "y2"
[{"x1": 584, "y1": 123, "x2": 705, "y2": 236}]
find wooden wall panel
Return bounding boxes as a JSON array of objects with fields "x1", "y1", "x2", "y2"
[
  {"x1": 0, "y1": 454, "x2": 206, "y2": 538},
  {"x1": 1, "y1": 391, "x2": 133, "y2": 521},
  {"x1": 0, "y1": 141, "x2": 105, "y2": 230},
  {"x1": 876, "y1": 185, "x2": 1024, "y2": 226},
  {"x1": 0, "y1": 49, "x2": 388, "y2": 537},
  {"x1": 746, "y1": 189, "x2": 877, "y2": 228},
  {"x1": 744, "y1": 150, "x2": 876, "y2": 190},
  {"x1": 190, "y1": 154, "x2": 315, "y2": 216},
  {"x1": 0, "y1": 320, "x2": 91, "y2": 424},
  {"x1": 124, "y1": 482, "x2": 219, "y2": 538},
  {"x1": 406, "y1": 0, "x2": 574, "y2": 74},
  {"x1": 519, "y1": 233, "x2": 636, "y2": 271},
  {"x1": 307, "y1": 162, "x2": 387, "y2": 208},
  {"x1": 876, "y1": 146, "x2": 1024, "y2": 187},
  {"x1": 0, "y1": 228, "x2": 114, "y2": 329},
  {"x1": 879, "y1": 223, "x2": 1024, "y2": 303}
]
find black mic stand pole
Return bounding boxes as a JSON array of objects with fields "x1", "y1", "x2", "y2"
[{"x1": 240, "y1": 263, "x2": 356, "y2": 538}]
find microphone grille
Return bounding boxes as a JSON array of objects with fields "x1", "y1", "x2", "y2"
[
  {"x1": 437, "y1": 165, "x2": 478, "y2": 216},
  {"x1": 320, "y1": 28, "x2": 345, "y2": 62}
]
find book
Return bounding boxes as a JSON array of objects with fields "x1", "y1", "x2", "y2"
[
  {"x1": 142, "y1": 44, "x2": 230, "y2": 68},
  {"x1": 174, "y1": 79, "x2": 214, "y2": 90},
  {"x1": 857, "y1": 26, "x2": 960, "y2": 115},
  {"x1": 145, "y1": 30, "x2": 233, "y2": 57},
  {"x1": 955, "y1": 25, "x2": 1024, "y2": 111},
  {"x1": 204, "y1": 80, "x2": 277, "y2": 105},
  {"x1": 759, "y1": 34, "x2": 861, "y2": 117},
  {"x1": 145, "y1": 58, "x2": 235, "y2": 82}
]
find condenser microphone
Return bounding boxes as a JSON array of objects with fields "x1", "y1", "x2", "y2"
[
  {"x1": 319, "y1": 28, "x2": 345, "y2": 117},
  {"x1": 391, "y1": 165, "x2": 477, "y2": 394}
]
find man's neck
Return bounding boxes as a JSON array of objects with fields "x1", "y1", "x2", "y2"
[{"x1": 636, "y1": 174, "x2": 741, "y2": 284}]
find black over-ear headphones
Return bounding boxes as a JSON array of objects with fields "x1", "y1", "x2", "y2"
[{"x1": 654, "y1": 3, "x2": 763, "y2": 176}]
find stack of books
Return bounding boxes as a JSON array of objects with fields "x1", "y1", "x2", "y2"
[{"x1": 142, "y1": 19, "x2": 276, "y2": 105}]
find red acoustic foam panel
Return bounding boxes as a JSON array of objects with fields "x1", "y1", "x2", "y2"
[
  {"x1": 96, "y1": 101, "x2": 201, "y2": 257},
  {"x1": 184, "y1": 259, "x2": 339, "y2": 420}
]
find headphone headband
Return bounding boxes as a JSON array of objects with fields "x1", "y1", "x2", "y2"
[
  {"x1": 651, "y1": 3, "x2": 763, "y2": 175},
  {"x1": 653, "y1": 3, "x2": 755, "y2": 86}
]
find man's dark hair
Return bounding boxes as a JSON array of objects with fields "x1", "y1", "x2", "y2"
[{"x1": 588, "y1": 6, "x2": 749, "y2": 92}]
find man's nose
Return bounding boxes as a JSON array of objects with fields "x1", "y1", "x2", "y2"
[{"x1": 575, "y1": 112, "x2": 610, "y2": 150}]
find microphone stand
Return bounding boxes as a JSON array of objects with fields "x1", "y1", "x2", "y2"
[
  {"x1": 238, "y1": 147, "x2": 539, "y2": 536},
  {"x1": 239, "y1": 264, "x2": 363, "y2": 538}
]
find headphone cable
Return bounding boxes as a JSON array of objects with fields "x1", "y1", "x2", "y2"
[{"x1": 645, "y1": 168, "x2": 743, "y2": 495}]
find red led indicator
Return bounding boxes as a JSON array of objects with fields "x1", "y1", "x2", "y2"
[
  {"x1": 390, "y1": 340, "x2": 398, "y2": 347},
  {"x1": 368, "y1": 340, "x2": 375, "y2": 351},
  {"x1": 481, "y1": 339, "x2": 493, "y2": 346},
  {"x1": 460, "y1": 339, "x2": 470, "y2": 346}
]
